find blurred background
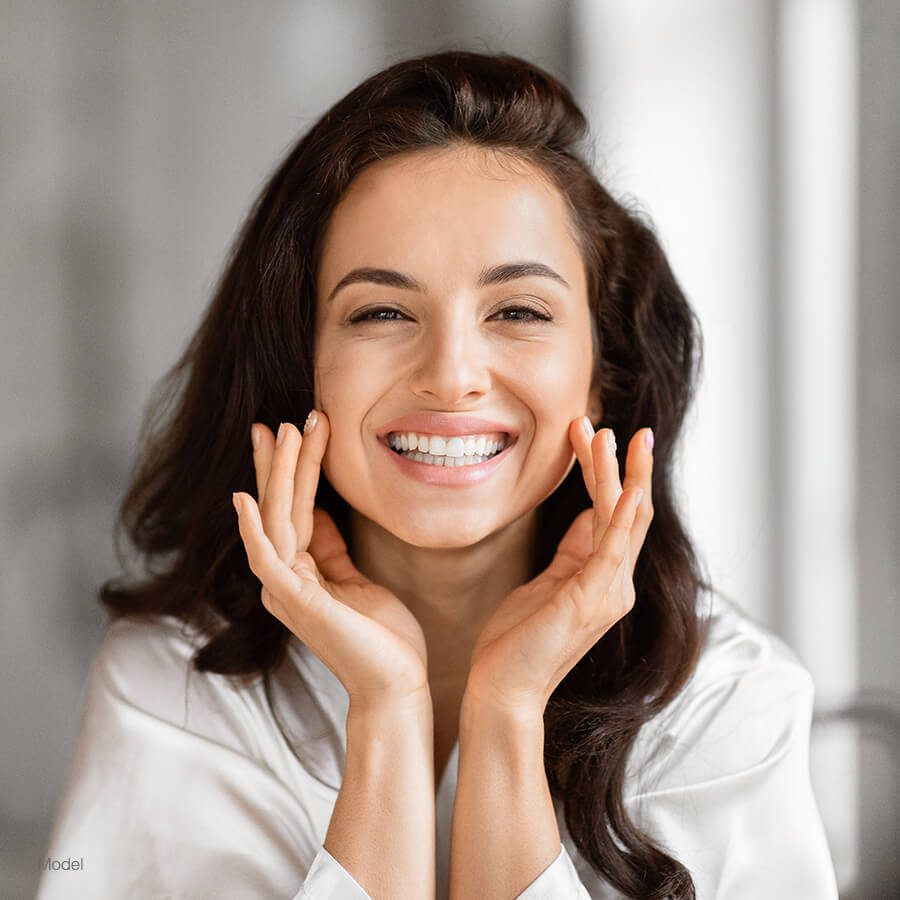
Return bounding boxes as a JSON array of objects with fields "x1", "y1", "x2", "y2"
[{"x1": 1, "y1": 1, "x2": 897, "y2": 897}]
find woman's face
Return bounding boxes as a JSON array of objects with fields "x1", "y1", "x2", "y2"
[{"x1": 314, "y1": 144, "x2": 599, "y2": 548}]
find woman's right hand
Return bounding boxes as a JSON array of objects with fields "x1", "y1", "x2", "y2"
[{"x1": 232, "y1": 411, "x2": 430, "y2": 711}]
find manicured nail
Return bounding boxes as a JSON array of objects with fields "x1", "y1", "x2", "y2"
[
  {"x1": 304, "y1": 409, "x2": 318, "y2": 435},
  {"x1": 232, "y1": 492, "x2": 242, "y2": 515},
  {"x1": 276, "y1": 423, "x2": 287, "y2": 447},
  {"x1": 250, "y1": 425, "x2": 260, "y2": 450},
  {"x1": 581, "y1": 416, "x2": 594, "y2": 440},
  {"x1": 645, "y1": 428, "x2": 654, "y2": 451},
  {"x1": 607, "y1": 429, "x2": 617, "y2": 454}
]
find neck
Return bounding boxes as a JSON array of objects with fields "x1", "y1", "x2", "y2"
[{"x1": 348, "y1": 507, "x2": 538, "y2": 693}]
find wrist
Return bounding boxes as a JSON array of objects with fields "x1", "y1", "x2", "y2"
[
  {"x1": 459, "y1": 687, "x2": 545, "y2": 739},
  {"x1": 348, "y1": 686, "x2": 433, "y2": 725},
  {"x1": 461, "y1": 675, "x2": 545, "y2": 723},
  {"x1": 345, "y1": 688, "x2": 435, "y2": 784}
]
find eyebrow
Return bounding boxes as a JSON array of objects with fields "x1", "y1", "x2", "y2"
[{"x1": 325, "y1": 261, "x2": 570, "y2": 303}]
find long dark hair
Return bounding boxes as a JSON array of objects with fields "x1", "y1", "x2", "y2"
[{"x1": 101, "y1": 50, "x2": 713, "y2": 898}]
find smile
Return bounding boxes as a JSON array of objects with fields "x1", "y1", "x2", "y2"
[
  {"x1": 386, "y1": 431, "x2": 510, "y2": 465},
  {"x1": 377, "y1": 432, "x2": 518, "y2": 486}
]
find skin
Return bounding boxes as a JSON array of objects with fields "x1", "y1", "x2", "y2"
[
  {"x1": 313, "y1": 145, "x2": 603, "y2": 770},
  {"x1": 233, "y1": 143, "x2": 655, "y2": 896}
]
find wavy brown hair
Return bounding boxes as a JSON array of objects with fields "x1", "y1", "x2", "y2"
[{"x1": 101, "y1": 50, "x2": 714, "y2": 898}]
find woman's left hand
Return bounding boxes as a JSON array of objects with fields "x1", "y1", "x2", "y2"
[{"x1": 464, "y1": 420, "x2": 654, "y2": 719}]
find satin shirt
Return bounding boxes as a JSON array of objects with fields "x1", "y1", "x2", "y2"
[{"x1": 36, "y1": 589, "x2": 839, "y2": 898}]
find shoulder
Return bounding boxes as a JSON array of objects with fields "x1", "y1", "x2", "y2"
[
  {"x1": 627, "y1": 589, "x2": 815, "y2": 796},
  {"x1": 92, "y1": 614, "x2": 209, "y2": 721},
  {"x1": 88, "y1": 614, "x2": 273, "y2": 760},
  {"x1": 690, "y1": 588, "x2": 814, "y2": 698}
]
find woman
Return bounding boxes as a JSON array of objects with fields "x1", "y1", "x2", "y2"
[{"x1": 37, "y1": 51, "x2": 838, "y2": 899}]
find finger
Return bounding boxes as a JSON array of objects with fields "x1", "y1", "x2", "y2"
[
  {"x1": 592, "y1": 426, "x2": 622, "y2": 554},
  {"x1": 260, "y1": 422, "x2": 301, "y2": 563},
  {"x1": 291, "y1": 410, "x2": 330, "y2": 552},
  {"x1": 233, "y1": 492, "x2": 327, "y2": 630},
  {"x1": 251, "y1": 423, "x2": 276, "y2": 504},
  {"x1": 580, "y1": 487, "x2": 644, "y2": 594},
  {"x1": 570, "y1": 416, "x2": 597, "y2": 502},
  {"x1": 621, "y1": 428, "x2": 655, "y2": 562}
]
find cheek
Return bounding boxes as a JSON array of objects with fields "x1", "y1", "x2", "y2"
[
  {"x1": 314, "y1": 341, "x2": 379, "y2": 411},
  {"x1": 519, "y1": 345, "x2": 593, "y2": 416}
]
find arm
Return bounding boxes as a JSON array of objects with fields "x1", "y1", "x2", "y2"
[
  {"x1": 235, "y1": 417, "x2": 438, "y2": 897},
  {"x1": 319, "y1": 693, "x2": 436, "y2": 900},
  {"x1": 449, "y1": 696, "x2": 574, "y2": 900}
]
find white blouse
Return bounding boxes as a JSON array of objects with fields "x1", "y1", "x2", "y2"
[{"x1": 36, "y1": 589, "x2": 839, "y2": 899}]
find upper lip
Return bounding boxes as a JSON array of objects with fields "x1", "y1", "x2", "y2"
[{"x1": 377, "y1": 413, "x2": 519, "y2": 440}]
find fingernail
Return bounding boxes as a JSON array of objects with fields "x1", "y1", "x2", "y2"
[
  {"x1": 250, "y1": 425, "x2": 260, "y2": 450},
  {"x1": 607, "y1": 429, "x2": 617, "y2": 454},
  {"x1": 276, "y1": 423, "x2": 287, "y2": 447},
  {"x1": 645, "y1": 428, "x2": 654, "y2": 451},
  {"x1": 232, "y1": 492, "x2": 242, "y2": 515},
  {"x1": 304, "y1": 409, "x2": 318, "y2": 435},
  {"x1": 581, "y1": 416, "x2": 594, "y2": 440}
]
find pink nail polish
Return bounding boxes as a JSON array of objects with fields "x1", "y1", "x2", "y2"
[
  {"x1": 645, "y1": 428, "x2": 654, "y2": 451},
  {"x1": 304, "y1": 409, "x2": 318, "y2": 434}
]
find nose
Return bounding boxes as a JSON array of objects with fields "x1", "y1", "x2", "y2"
[{"x1": 406, "y1": 313, "x2": 492, "y2": 405}]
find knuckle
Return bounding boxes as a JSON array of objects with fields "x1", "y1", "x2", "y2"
[{"x1": 597, "y1": 545, "x2": 623, "y2": 568}]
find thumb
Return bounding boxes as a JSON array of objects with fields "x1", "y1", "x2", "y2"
[
  {"x1": 544, "y1": 507, "x2": 593, "y2": 580},
  {"x1": 308, "y1": 507, "x2": 368, "y2": 585}
]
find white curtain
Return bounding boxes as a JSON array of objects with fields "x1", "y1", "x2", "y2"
[{"x1": 571, "y1": 0, "x2": 861, "y2": 891}]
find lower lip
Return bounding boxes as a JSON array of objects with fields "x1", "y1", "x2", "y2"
[{"x1": 378, "y1": 437, "x2": 517, "y2": 486}]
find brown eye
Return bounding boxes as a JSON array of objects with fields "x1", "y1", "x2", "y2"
[
  {"x1": 349, "y1": 307, "x2": 407, "y2": 323},
  {"x1": 348, "y1": 304, "x2": 553, "y2": 324},
  {"x1": 493, "y1": 305, "x2": 553, "y2": 322}
]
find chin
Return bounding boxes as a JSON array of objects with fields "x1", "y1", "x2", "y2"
[{"x1": 390, "y1": 519, "x2": 496, "y2": 550}]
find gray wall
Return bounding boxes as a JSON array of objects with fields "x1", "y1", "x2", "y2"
[{"x1": 858, "y1": 2, "x2": 900, "y2": 893}]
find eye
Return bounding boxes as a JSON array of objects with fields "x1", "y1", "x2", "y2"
[
  {"x1": 493, "y1": 304, "x2": 553, "y2": 322},
  {"x1": 348, "y1": 304, "x2": 553, "y2": 324},
  {"x1": 348, "y1": 306, "x2": 407, "y2": 323}
]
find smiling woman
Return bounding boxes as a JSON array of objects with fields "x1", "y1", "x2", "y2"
[{"x1": 36, "y1": 50, "x2": 838, "y2": 900}]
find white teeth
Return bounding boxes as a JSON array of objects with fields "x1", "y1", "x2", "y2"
[
  {"x1": 387, "y1": 431, "x2": 509, "y2": 458},
  {"x1": 402, "y1": 451, "x2": 496, "y2": 467},
  {"x1": 445, "y1": 437, "x2": 465, "y2": 457}
]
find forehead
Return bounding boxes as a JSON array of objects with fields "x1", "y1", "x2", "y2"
[{"x1": 317, "y1": 145, "x2": 583, "y2": 288}]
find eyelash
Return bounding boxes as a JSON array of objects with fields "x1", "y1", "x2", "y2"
[{"x1": 349, "y1": 305, "x2": 553, "y2": 324}]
